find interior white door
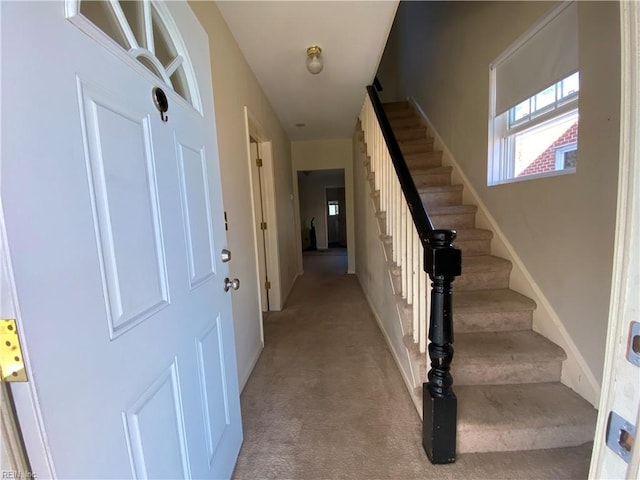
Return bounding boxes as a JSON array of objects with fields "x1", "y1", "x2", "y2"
[
  {"x1": 1, "y1": 1, "x2": 242, "y2": 478},
  {"x1": 249, "y1": 140, "x2": 269, "y2": 312}
]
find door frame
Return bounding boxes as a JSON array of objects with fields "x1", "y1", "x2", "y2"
[
  {"x1": 243, "y1": 108, "x2": 282, "y2": 312},
  {"x1": 589, "y1": 1, "x2": 640, "y2": 477}
]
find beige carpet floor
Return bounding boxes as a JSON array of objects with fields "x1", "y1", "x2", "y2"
[{"x1": 232, "y1": 255, "x2": 592, "y2": 479}]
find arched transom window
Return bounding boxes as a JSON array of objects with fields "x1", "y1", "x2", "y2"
[{"x1": 67, "y1": 0, "x2": 200, "y2": 112}]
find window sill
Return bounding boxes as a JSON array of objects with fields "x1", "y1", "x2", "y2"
[{"x1": 488, "y1": 166, "x2": 576, "y2": 186}]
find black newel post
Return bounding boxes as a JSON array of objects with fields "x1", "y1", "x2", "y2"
[{"x1": 422, "y1": 230, "x2": 461, "y2": 464}]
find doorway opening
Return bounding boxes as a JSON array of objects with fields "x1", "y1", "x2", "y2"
[{"x1": 297, "y1": 169, "x2": 347, "y2": 275}]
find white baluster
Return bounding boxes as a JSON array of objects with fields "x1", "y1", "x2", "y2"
[
  {"x1": 400, "y1": 200, "x2": 407, "y2": 298},
  {"x1": 412, "y1": 228, "x2": 420, "y2": 343},
  {"x1": 419, "y1": 268, "x2": 428, "y2": 354},
  {"x1": 407, "y1": 215, "x2": 413, "y2": 305}
]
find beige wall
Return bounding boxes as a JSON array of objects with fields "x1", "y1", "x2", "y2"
[
  {"x1": 377, "y1": 1, "x2": 621, "y2": 385},
  {"x1": 190, "y1": 2, "x2": 298, "y2": 390},
  {"x1": 292, "y1": 139, "x2": 356, "y2": 273}
]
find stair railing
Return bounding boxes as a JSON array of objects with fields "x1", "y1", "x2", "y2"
[{"x1": 359, "y1": 84, "x2": 462, "y2": 464}]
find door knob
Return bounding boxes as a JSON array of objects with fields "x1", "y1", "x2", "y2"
[
  {"x1": 221, "y1": 249, "x2": 231, "y2": 263},
  {"x1": 224, "y1": 277, "x2": 240, "y2": 292}
]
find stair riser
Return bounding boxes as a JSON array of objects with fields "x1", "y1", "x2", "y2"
[
  {"x1": 453, "y1": 361, "x2": 562, "y2": 386},
  {"x1": 413, "y1": 171, "x2": 452, "y2": 187},
  {"x1": 430, "y1": 212, "x2": 476, "y2": 229},
  {"x1": 384, "y1": 102, "x2": 410, "y2": 111},
  {"x1": 455, "y1": 239, "x2": 492, "y2": 257},
  {"x1": 389, "y1": 117, "x2": 421, "y2": 129},
  {"x1": 458, "y1": 424, "x2": 596, "y2": 454},
  {"x1": 400, "y1": 140, "x2": 435, "y2": 155},
  {"x1": 385, "y1": 109, "x2": 414, "y2": 120},
  {"x1": 395, "y1": 129, "x2": 427, "y2": 142},
  {"x1": 455, "y1": 269, "x2": 511, "y2": 291},
  {"x1": 454, "y1": 311, "x2": 533, "y2": 333},
  {"x1": 421, "y1": 190, "x2": 463, "y2": 208},
  {"x1": 405, "y1": 154, "x2": 441, "y2": 169}
]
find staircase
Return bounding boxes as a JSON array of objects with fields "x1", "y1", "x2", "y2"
[{"x1": 381, "y1": 101, "x2": 597, "y2": 454}]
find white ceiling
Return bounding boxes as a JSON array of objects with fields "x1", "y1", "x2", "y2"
[{"x1": 216, "y1": 1, "x2": 398, "y2": 141}]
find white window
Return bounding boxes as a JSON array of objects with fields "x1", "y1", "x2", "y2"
[
  {"x1": 488, "y1": 2, "x2": 578, "y2": 185},
  {"x1": 328, "y1": 201, "x2": 339, "y2": 216}
]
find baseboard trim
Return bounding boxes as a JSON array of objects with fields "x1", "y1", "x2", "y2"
[
  {"x1": 408, "y1": 96, "x2": 599, "y2": 406},
  {"x1": 239, "y1": 343, "x2": 263, "y2": 393},
  {"x1": 278, "y1": 272, "x2": 300, "y2": 311}
]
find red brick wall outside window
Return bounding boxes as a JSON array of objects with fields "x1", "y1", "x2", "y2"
[{"x1": 517, "y1": 122, "x2": 579, "y2": 177}]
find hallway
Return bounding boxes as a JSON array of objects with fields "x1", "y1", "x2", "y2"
[{"x1": 232, "y1": 255, "x2": 592, "y2": 479}]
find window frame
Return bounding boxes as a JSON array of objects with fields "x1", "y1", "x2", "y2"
[{"x1": 487, "y1": 2, "x2": 579, "y2": 186}]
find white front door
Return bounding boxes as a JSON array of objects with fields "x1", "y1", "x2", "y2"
[{"x1": 1, "y1": 1, "x2": 242, "y2": 478}]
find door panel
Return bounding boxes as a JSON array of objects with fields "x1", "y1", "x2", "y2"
[
  {"x1": 1, "y1": 1, "x2": 242, "y2": 478},
  {"x1": 79, "y1": 80, "x2": 170, "y2": 337},
  {"x1": 176, "y1": 142, "x2": 216, "y2": 289},
  {"x1": 123, "y1": 361, "x2": 190, "y2": 480},
  {"x1": 196, "y1": 316, "x2": 231, "y2": 463}
]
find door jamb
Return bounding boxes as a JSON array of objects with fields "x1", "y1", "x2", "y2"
[{"x1": 589, "y1": 1, "x2": 640, "y2": 477}]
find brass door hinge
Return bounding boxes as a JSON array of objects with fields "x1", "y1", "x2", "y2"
[
  {"x1": 256, "y1": 158, "x2": 263, "y2": 168},
  {"x1": 0, "y1": 319, "x2": 27, "y2": 382},
  {"x1": 265, "y1": 281, "x2": 271, "y2": 290},
  {"x1": 260, "y1": 222, "x2": 267, "y2": 230}
]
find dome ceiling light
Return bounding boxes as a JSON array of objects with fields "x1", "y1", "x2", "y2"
[{"x1": 306, "y1": 45, "x2": 323, "y2": 75}]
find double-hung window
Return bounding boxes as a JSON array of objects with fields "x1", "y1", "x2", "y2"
[{"x1": 488, "y1": 2, "x2": 579, "y2": 185}]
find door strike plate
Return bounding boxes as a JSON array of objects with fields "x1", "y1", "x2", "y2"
[
  {"x1": 627, "y1": 321, "x2": 640, "y2": 367},
  {"x1": 606, "y1": 411, "x2": 636, "y2": 463},
  {"x1": 0, "y1": 319, "x2": 27, "y2": 382}
]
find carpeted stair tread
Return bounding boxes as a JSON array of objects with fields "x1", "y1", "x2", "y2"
[
  {"x1": 453, "y1": 228, "x2": 493, "y2": 256},
  {"x1": 428, "y1": 204, "x2": 477, "y2": 215},
  {"x1": 454, "y1": 288, "x2": 536, "y2": 313},
  {"x1": 456, "y1": 383, "x2": 597, "y2": 453},
  {"x1": 455, "y1": 255, "x2": 512, "y2": 291},
  {"x1": 419, "y1": 184, "x2": 464, "y2": 208},
  {"x1": 388, "y1": 117, "x2": 421, "y2": 129},
  {"x1": 384, "y1": 108, "x2": 414, "y2": 120},
  {"x1": 453, "y1": 331, "x2": 566, "y2": 385},
  {"x1": 400, "y1": 141, "x2": 437, "y2": 156},
  {"x1": 460, "y1": 254, "x2": 511, "y2": 272},
  {"x1": 383, "y1": 101, "x2": 410, "y2": 111},
  {"x1": 410, "y1": 166, "x2": 453, "y2": 187},
  {"x1": 409, "y1": 165, "x2": 452, "y2": 175},
  {"x1": 403, "y1": 151, "x2": 441, "y2": 167},
  {"x1": 418, "y1": 183, "x2": 464, "y2": 195},
  {"x1": 395, "y1": 127, "x2": 428, "y2": 142},
  {"x1": 456, "y1": 331, "x2": 566, "y2": 363},
  {"x1": 454, "y1": 228, "x2": 493, "y2": 242}
]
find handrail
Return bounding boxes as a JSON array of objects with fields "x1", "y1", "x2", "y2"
[
  {"x1": 363, "y1": 83, "x2": 462, "y2": 465},
  {"x1": 366, "y1": 85, "x2": 436, "y2": 243}
]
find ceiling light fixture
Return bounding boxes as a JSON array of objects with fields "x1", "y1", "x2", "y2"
[{"x1": 306, "y1": 45, "x2": 323, "y2": 75}]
